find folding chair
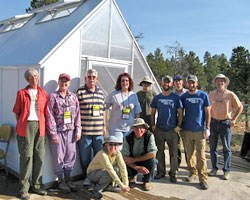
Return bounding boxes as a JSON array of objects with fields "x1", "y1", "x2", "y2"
[{"x1": 0, "y1": 124, "x2": 11, "y2": 176}]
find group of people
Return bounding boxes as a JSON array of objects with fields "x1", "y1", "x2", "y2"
[{"x1": 13, "y1": 68, "x2": 243, "y2": 200}]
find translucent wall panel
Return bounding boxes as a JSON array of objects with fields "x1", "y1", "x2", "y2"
[
  {"x1": 92, "y1": 65, "x2": 125, "y2": 96},
  {"x1": 81, "y1": 3, "x2": 109, "y2": 57},
  {"x1": 110, "y1": 3, "x2": 132, "y2": 61}
]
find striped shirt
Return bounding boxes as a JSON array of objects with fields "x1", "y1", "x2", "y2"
[{"x1": 77, "y1": 85, "x2": 105, "y2": 135}]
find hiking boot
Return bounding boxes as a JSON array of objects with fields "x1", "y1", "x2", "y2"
[
  {"x1": 32, "y1": 188, "x2": 47, "y2": 195},
  {"x1": 20, "y1": 192, "x2": 30, "y2": 200},
  {"x1": 208, "y1": 169, "x2": 217, "y2": 176},
  {"x1": 66, "y1": 180, "x2": 78, "y2": 192},
  {"x1": 93, "y1": 188, "x2": 103, "y2": 199},
  {"x1": 154, "y1": 174, "x2": 165, "y2": 179},
  {"x1": 82, "y1": 178, "x2": 91, "y2": 186},
  {"x1": 186, "y1": 174, "x2": 197, "y2": 182},
  {"x1": 223, "y1": 171, "x2": 230, "y2": 180},
  {"x1": 58, "y1": 179, "x2": 71, "y2": 193},
  {"x1": 170, "y1": 175, "x2": 177, "y2": 183},
  {"x1": 143, "y1": 182, "x2": 152, "y2": 191},
  {"x1": 200, "y1": 181, "x2": 209, "y2": 190},
  {"x1": 105, "y1": 185, "x2": 121, "y2": 193}
]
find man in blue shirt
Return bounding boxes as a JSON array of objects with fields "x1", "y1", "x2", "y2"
[
  {"x1": 151, "y1": 75, "x2": 183, "y2": 183},
  {"x1": 181, "y1": 75, "x2": 211, "y2": 190}
]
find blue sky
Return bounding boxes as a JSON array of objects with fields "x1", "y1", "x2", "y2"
[{"x1": 1, "y1": 0, "x2": 250, "y2": 61}]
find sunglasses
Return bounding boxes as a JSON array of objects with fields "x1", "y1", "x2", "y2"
[
  {"x1": 88, "y1": 76, "x2": 96, "y2": 79},
  {"x1": 108, "y1": 143, "x2": 120, "y2": 147}
]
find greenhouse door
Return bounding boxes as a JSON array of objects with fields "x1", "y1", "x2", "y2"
[{"x1": 89, "y1": 61, "x2": 129, "y2": 96}]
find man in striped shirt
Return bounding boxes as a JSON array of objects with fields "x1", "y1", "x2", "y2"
[{"x1": 77, "y1": 69, "x2": 106, "y2": 186}]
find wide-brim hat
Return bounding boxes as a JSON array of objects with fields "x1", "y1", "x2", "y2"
[
  {"x1": 212, "y1": 74, "x2": 230, "y2": 86},
  {"x1": 132, "y1": 118, "x2": 150, "y2": 129},
  {"x1": 139, "y1": 76, "x2": 155, "y2": 86}
]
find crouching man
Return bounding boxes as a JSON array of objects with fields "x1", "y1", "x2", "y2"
[{"x1": 121, "y1": 118, "x2": 158, "y2": 191}]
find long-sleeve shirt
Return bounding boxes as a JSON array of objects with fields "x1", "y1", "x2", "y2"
[
  {"x1": 46, "y1": 90, "x2": 81, "y2": 136},
  {"x1": 87, "y1": 149, "x2": 129, "y2": 190},
  {"x1": 13, "y1": 85, "x2": 48, "y2": 137}
]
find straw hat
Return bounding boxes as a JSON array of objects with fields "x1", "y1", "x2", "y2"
[
  {"x1": 212, "y1": 74, "x2": 230, "y2": 86},
  {"x1": 139, "y1": 76, "x2": 155, "y2": 86}
]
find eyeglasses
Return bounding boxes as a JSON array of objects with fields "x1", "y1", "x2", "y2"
[
  {"x1": 88, "y1": 76, "x2": 96, "y2": 79},
  {"x1": 121, "y1": 79, "x2": 129, "y2": 82},
  {"x1": 108, "y1": 143, "x2": 120, "y2": 147}
]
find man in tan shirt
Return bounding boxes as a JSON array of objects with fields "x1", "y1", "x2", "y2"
[{"x1": 208, "y1": 74, "x2": 243, "y2": 180}]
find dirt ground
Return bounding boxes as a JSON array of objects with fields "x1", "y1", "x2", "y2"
[{"x1": 1, "y1": 151, "x2": 249, "y2": 200}]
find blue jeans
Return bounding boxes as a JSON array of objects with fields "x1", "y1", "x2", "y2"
[
  {"x1": 77, "y1": 135, "x2": 103, "y2": 178},
  {"x1": 209, "y1": 119, "x2": 232, "y2": 172}
]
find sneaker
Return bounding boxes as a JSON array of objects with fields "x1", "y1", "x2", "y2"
[
  {"x1": 58, "y1": 180, "x2": 71, "y2": 193},
  {"x1": 170, "y1": 175, "x2": 177, "y2": 183},
  {"x1": 93, "y1": 189, "x2": 103, "y2": 199},
  {"x1": 200, "y1": 181, "x2": 209, "y2": 190},
  {"x1": 32, "y1": 188, "x2": 47, "y2": 195},
  {"x1": 143, "y1": 182, "x2": 152, "y2": 191},
  {"x1": 223, "y1": 171, "x2": 230, "y2": 180},
  {"x1": 83, "y1": 178, "x2": 91, "y2": 186},
  {"x1": 208, "y1": 169, "x2": 217, "y2": 176},
  {"x1": 186, "y1": 174, "x2": 197, "y2": 182},
  {"x1": 66, "y1": 180, "x2": 78, "y2": 192},
  {"x1": 20, "y1": 192, "x2": 30, "y2": 200},
  {"x1": 154, "y1": 174, "x2": 165, "y2": 179},
  {"x1": 105, "y1": 185, "x2": 121, "y2": 193}
]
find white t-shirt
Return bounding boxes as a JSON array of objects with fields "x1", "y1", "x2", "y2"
[{"x1": 28, "y1": 89, "x2": 39, "y2": 121}]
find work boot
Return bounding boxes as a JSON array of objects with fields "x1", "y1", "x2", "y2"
[
  {"x1": 58, "y1": 179, "x2": 71, "y2": 194},
  {"x1": 143, "y1": 182, "x2": 152, "y2": 191},
  {"x1": 200, "y1": 181, "x2": 209, "y2": 190},
  {"x1": 20, "y1": 192, "x2": 30, "y2": 200},
  {"x1": 65, "y1": 176, "x2": 78, "y2": 192}
]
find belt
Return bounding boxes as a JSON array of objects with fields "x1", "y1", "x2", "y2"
[{"x1": 211, "y1": 118, "x2": 230, "y2": 122}]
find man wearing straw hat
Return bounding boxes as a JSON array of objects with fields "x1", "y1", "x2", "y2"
[
  {"x1": 208, "y1": 74, "x2": 243, "y2": 180},
  {"x1": 122, "y1": 118, "x2": 158, "y2": 191},
  {"x1": 137, "y1": 76, "x2": 156, "y2": 127}
]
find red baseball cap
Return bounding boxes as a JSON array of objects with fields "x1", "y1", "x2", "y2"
[{"x1": 59, "y1": 73, "x2": 71, "y2": 81}]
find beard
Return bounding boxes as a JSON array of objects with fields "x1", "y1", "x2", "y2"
[{"x1": 163, "y1": 86, "x2": 171, "y2": 91}]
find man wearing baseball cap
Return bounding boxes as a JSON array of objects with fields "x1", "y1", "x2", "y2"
[
  {"x1": 181, "y1": 75, "x2": 211, "y2": 190},
  {"x1": 208, "y1": 74, "x2": 243, "y2": 180},
  {"x1": 151, "y1": 75, "x2": 183, "y2": 183},
  {"x1": 173, "y1": 75, "x2": 188, "y2": 167}
]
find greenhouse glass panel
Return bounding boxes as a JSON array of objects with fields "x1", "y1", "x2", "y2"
[
  {"x1": 110, "y1": 3, "x2": 132, "y2": 61},
  {"x1": 81, "y1": 3, "x2": 109, "y2": 58}
]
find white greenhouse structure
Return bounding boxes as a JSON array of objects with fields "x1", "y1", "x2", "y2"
[{"x1": 0, "y1": 0, "x2": 160, "y2": 185}]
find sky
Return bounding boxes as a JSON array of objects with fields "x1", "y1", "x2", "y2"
[{"x1": 1, "y1": 0, "x2": 250, "y2": 61}]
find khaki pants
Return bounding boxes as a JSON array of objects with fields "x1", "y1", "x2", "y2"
[
  {"x1": 17, "y1": 121, "x2": 45, "y2": 193},
  {"x1": 182, "y1": 131, "x2": 208, "y2": 182}
]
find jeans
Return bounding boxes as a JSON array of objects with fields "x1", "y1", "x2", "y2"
[
  {"x1": 127, "y1": 158, "x2": 157, "y2": 182},
  {"x1": 77, "y1": 135, "x2": 103, "y2": 178},
  {"x1": 209, "y1": 119, "x2": 232, "y2": 172}
]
